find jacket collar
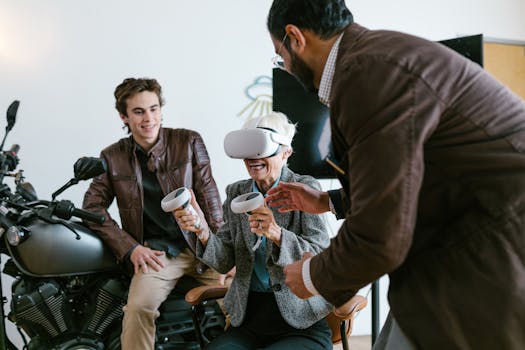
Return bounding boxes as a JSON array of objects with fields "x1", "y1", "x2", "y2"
[
  {"x1": 243, "y1": 165, "x2": 294, "y2": 194},
  {"x1": 129, "y1": 128, "x2": 167, "y2": 172}
]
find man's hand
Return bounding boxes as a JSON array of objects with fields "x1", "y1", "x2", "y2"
[
  {"x1": 266, "y1": 182, "x2": 330, "y2": 214},
  {"x1": 283, "y1": 252, "x2": 314, "y2": 299},
  {"x1": 130, "y1": 245, "x2": 166, "y2": 274}
]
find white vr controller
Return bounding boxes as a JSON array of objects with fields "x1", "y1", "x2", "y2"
[
  {"x1": 161, "y1": 187, "x2": 191, "y2": 212},
  {"x1": 231, "y1": 192, "x2": 265, "y2": 251},
  {"x1": 161, "y1": 187, "x2": 201, "y2": 228},
  {"x1": 230, "y1": 192, "x2": 264, "y2": 214}
]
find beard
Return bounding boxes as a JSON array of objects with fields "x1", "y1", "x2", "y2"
[{"x1": 289, "y1": 50, "x2": 318, "y2": 93}]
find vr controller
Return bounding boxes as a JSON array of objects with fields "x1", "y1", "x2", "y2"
[
  {"x1": 230, "y1": 192, "x2": 265, "y2": 251},
  {"x1": 161, "y1": 187, "x2": 201, "y2": 228},
  {"x1": 230, "y1": 192, "x2": 264, "y2": 214}
]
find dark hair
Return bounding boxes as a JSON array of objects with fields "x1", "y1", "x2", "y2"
[
  {"x1": 267, "y1": 0, "x2": 353, "y2": 40},
  {"x1": 114, "y1": 77, "x2": 165, "y2": 117}
]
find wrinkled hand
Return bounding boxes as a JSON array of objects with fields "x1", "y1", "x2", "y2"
[
  {"x1": 265, "y1": 182, "x2": 329, "y2": 214},
  {"x1": 174, "y1": 190, "x2": 210, "y2": 243},
  {"x1": 130, "y1": 245, "x2": 165, "y2": 274},
  {"x1": 248, "y1": 205, "x2": 282, "y2": 246},
  {"x1": 284, "y1": 252, "x2": 314, "y2": 299}
]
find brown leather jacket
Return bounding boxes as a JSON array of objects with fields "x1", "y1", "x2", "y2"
[{"x1": 82, "y1": 128, "x2": 223, "y2": 263}]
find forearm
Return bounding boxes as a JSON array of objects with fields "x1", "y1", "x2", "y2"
[
  {"x1": 83, "y1": 177, "x2": 137, "y2": 261},
  {"x1": 199, "y1": 233, "x2": 236, "y2": 274}
]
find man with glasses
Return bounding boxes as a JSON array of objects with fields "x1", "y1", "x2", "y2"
[{"x1": 264, "y1": 0, "x2": 525, "y2": 349}]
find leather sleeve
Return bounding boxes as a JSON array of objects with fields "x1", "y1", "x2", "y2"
[
  {"x1": 190, "y1": 133, "x2": 224, "y2": 233},
  {"x1": 82, "y1": 152, "x2": 138, "y2": 262}
]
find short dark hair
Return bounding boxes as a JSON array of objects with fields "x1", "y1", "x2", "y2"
[
  {"x1": 114, "y1": 77, "x2": 165, "y2": 117},
  {"x1": 267, "y1": 0, "x2": 353, "y2": 40}
]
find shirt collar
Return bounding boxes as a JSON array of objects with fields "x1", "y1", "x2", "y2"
[
  {"x1": 318, "y1": 33, "x2": 344, "y2": 107},
  {"x1": 252, "y1": 175, "x2": 281, "y2": 196}
]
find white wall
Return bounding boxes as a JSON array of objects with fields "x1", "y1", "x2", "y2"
[{"x1": 0, "y1": 0, "x2": 524, "y2": 345}]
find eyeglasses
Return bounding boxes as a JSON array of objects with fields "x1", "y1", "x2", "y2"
[{"x1": 271, "y1": 33, "x2": 288, "y2": 70}]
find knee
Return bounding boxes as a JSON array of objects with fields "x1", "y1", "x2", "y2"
[{"x1": 124, "y1": 296, "x2": 160, "y2": 318}]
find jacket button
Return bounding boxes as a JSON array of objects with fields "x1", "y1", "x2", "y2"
[{"x1": 271, "y1": 284, "x2": 281, "y2": 291}]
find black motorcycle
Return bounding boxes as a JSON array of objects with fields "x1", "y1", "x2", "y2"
[{"x1": 0, "y1": 101, "x2": 224, "y2": 350}]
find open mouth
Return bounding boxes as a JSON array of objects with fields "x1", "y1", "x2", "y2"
[
  {"x1": 248, "y1": 163, "x2": 266, "y2": 171},
  {"x1": 141, "y1": 124, "x2": 156, "y2": 131}
]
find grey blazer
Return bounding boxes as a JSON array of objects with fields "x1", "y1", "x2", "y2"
[{"x1": 197, "y1": 166, "x2": 332, "y2": 329}]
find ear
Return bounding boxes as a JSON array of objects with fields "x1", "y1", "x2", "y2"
[
  {"x1": 281, "y1": 147, "x2": 293, "y2": 160},
  {"x1": 285, "y1": 24, "x2": 307, "y2": 55},
  {"x1": 119, "y1": 113, "x2": 128, "y2": 124}
]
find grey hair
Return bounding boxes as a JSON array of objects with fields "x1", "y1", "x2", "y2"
[{"x1": 243, "y1": 111, "x2": 297, "y2": 151}]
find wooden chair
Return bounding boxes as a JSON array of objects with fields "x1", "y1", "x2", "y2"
[{"x1": 185, "y1": 285, "x2": 368, "y2": 349}]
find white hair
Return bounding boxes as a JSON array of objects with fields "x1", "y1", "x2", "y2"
[{"x1": 243, "y1": 111, "x2": 297, "y2": 149}]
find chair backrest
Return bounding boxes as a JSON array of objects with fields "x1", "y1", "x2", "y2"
[
  {"x1": 186, "y1": 285, "x2": 368, "y2": 347},
  {"x1": 326, "y1": 295, "x2": 368, "y2": 345}
]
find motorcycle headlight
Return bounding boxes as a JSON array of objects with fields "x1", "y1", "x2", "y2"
[{"x1": 6, "y1": 226, "x2": 27, "y2": 246}]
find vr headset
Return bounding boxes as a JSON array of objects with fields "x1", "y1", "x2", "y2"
[{"x1": 224, "y1": 116, "x2": 292, "y2": 159}]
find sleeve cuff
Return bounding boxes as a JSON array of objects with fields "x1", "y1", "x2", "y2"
[
  {"x1": 328, "y1": 196, "x2": 337, "y2": 215},
  {"x1": 302, "y1": 257, "x2": 320, "y2": 296}
]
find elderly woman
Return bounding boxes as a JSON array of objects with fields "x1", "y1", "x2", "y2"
[{"x1": 176, "y1": 112, "x2": 332, "y2": 349}]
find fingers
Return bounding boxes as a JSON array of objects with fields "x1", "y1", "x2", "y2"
[
  {"x1": 133, "y1": 249, "x2": 166, "y2": 274},
  {"x1": 175, "y1": 210, "x2": 201, "y2": 232},
  {"x1": 265, "y1": 189, "x2": 298, "y2": 211},
  {"x1": 249, "y1": 219, "x2": 266, "y2": 232},
  {"x1": 218, "y1": 274, "x2": 226, "y2": 286}
]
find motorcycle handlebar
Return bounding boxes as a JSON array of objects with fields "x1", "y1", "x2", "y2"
[
  {"x1": 8, "y1": 144, "x2": 20, "y2": 155},
  {"x1": 52, "y1": 200, "x2": 105, "y2": 225},
  {"x1": 71, "y1": 207, "x2": 105, "y2": 225}
]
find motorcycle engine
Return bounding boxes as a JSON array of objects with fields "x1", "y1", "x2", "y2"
[
  {"x1": 10, "y1": 280, "x2": 73, "y2": 339},
  {"x1": 9, "y1": 276, "x2": 127, "y2": 350}
]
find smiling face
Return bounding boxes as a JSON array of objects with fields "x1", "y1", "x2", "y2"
[
  {"x1": 120, "y1": 91, "x2": 162, "y2": 151},
  {"x1": 244, "y1": 148, "x2": 292, "y2": 193}
]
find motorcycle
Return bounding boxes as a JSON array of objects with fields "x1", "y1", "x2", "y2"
[{"x1": 0, "y1": 101, "x2": 224, "y2": 350}]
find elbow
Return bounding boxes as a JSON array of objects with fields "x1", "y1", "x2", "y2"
[{"x1": 372, "y1": 242, "x2": 409, "y2": 273}]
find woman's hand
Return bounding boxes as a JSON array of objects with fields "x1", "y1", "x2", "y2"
[
  {"x1": 248, "y1": 206, "x2": 282, "y2": 246},
  {"x1": 173, "y1": 190, "x2": 210, "y2": 244}
]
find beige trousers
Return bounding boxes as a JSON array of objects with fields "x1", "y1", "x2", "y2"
[{"x1": 121, "y1": 249, "x2": 220, "y2": 350}]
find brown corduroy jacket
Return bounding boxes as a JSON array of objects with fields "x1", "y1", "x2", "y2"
[{"x1": 311, "y1": 23, "x2": 525, "y2": 349}]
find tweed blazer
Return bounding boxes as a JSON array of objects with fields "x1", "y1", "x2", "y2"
[{"x1": 197, "y1": 166, "x2": 332, "y2": 329}]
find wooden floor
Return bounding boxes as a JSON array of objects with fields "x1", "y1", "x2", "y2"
[{"x1": 334, "y1": 335, "x2": 371, "y2": 350}]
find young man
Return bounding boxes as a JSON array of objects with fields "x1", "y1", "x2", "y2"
[
  {"x1": 83, "y1": 78, "x2": 224, "y2": 350},
  {"x1": 264, "y1": 1, "x2": 525, "y2": 349}
]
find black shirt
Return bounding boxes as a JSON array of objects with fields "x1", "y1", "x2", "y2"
[{"x1": 135, "y1": 145, "x2": 186, "y2": 257}]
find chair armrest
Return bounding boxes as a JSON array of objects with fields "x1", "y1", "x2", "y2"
[
  {"x1": 333, "y1": 294, "x2": 368, "y2": 320},
  {"x1": 185, "y1": 285, "x2": 228, "y2": 306}
]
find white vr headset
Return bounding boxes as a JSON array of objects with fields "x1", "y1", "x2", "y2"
[{"x1": 223, "y1": 116, "x2": 292, "y2": 159}]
